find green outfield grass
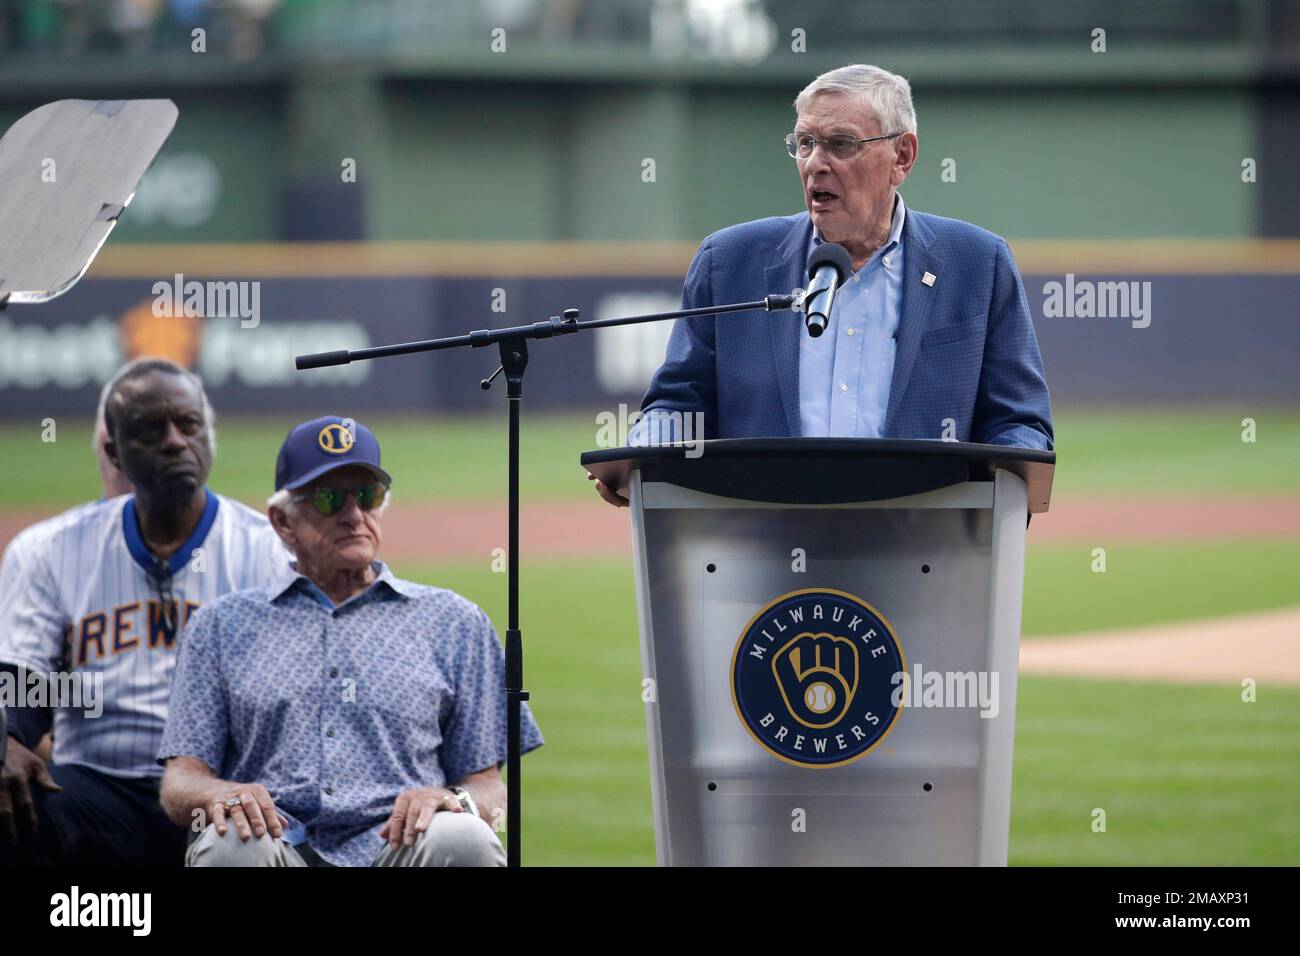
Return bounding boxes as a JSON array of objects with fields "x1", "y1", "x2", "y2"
[
  {"x1": 1012, "y1": 677, "x2": 1300, "y2": 866},
  {"x1": 1046, "y1": 407, "x2": 1300, "y2": 498},
  {"x1": 393, "y1": 556, "x2": 1300, "y2": 866},
  {"x1": 1, "y1": 405, "x2": 1298, "y2": 509},
  {"x1": 0, "y1": 413, "x2": 602, "y2": 508},
  {"x1": 1022, "y1": 540, "x2": 1300, "y2": 634}
]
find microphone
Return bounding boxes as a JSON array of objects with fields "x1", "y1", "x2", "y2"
[{"x1": 800, "y1": 243, "x2": 853, "y2": 338}]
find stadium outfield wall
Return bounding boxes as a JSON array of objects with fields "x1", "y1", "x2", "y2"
[{"x1": 0, "y1": 240, "x2": 1296, "y2": 419}]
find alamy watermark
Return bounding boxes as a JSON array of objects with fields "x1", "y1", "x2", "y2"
[
  {"x1": 1042, "y1": 274, "x2": 1151, "y2": 329},
  {"x1": 595, "y1": 403, "x2": 705, "y2": 458},
  {"x1": 890, "y1": 664, "x2": 1000, "y2": 719},
  {"x1": 49, "y1": 886, "x2": 150, "y2": 935},
  {"x1": 153, "y1": 273, "x2": 261, "y2": 328},
  {"x1": 0, "y1": 666, "x2": 103, "y2": 719}
]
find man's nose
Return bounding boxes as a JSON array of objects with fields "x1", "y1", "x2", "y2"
[
  {"x1": 335, "y1": 492, "x2": 364, "y2": 523},
  {"x1": 801, "y1": 146, "x2": 832, "y2": 173},
  {"x1": 161, "y1": 420, "x2": 188, "y2": 451}
]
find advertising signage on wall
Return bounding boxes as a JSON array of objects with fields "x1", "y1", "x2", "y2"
[
  {"x1": 0, "y1": 272, "x2": 1297, "y2": 419},
  {"x1": 0, "y1": 276, "x2": 682, "y2": 417}
]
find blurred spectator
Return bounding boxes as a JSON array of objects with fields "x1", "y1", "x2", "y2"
[
  {"x1": 0, "y1": 0, "x2": 277, "y2": 56},
  {"x1": 224, "y1": 0, "x2": 278, "y2": 60},
  {"x1": 110, "y1": 0, "x2": 164, "y2": 53},
  {"x1": 4, "y1": 0, "x2": 1292, "y2": 59}
]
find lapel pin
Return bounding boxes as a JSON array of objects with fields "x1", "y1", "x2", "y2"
[{"x1": 922, "y1": 271, "x2": 936, "y2": 287}]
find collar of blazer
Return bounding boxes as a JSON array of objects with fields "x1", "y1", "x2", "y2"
[{"x1": 763, "y1": 203, "x2": 946, "y2": 437}]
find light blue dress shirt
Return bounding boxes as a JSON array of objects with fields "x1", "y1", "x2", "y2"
[{"x1": 798, "y1": 193, "x2": 907, "y2": 438}]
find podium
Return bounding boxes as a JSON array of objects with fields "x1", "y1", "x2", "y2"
[{"x1": 581, "y1": 438, "x2": 1055, "y2": 866}]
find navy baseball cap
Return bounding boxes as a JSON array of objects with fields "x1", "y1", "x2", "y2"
[{"x1": 274, "y1": 415, "x2": 392, "y2": 491}]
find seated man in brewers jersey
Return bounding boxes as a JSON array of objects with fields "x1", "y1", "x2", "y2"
[
  {"x1": 159, "y1": 416, "x2": 543, "y2": 867},
  {"x1": 0, "y1": 359, "x2": 290, "y2": 866},
  {"x1": 0, "y1": 388, "x2": 135, "y2": 767}
]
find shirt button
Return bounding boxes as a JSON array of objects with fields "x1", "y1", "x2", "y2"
[
  {"x1": 853, "y1": 274, "x2": 860, "y2": 282},
  {"x1": 326, "y1": 728, "x2": 335, "y2": 738},
  {"x1": 324, "y1": 786, "x2": 333, "y2": 796},
  {"x1": 329, "y1": 668, "x2": 339, "y2": 679},
  {"x1": 846, "y1": 328, "x2": 855, "y2": 336},
  {"x1": 840, "y1": 382, "x2": 848, "y2": 392}
]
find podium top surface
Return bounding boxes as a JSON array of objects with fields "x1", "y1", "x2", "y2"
[{"x1": 581, "y1": 438, "x2": 1055, "y2": 512}]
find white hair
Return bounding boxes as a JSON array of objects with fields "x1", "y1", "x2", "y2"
[
  {"x1": 793, "y1": 64, "x2": 917, "y2": 135},
  {"x1": 95, "y1": 358, "x2": 218, "y2": 457}
]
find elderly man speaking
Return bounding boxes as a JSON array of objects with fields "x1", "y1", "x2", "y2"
[
  {"x1": 590, "y1": 63, "x2": 1053, "y2": 506},
  {"x1": 158, "y1": 416, "x2": 543, "y2": 866}
]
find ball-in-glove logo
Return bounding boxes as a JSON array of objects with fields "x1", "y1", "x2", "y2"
[
  {"x1": 317, "y1": 422, "x2": 355, "y2": 454},
  {"x1": 773, "y1": 633, "x2": 858, "y2": 730},
  {"x1": 731, "y1": 588, "x2": 904, "y2": 769}
]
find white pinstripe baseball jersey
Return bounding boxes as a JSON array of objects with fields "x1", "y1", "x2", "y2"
[
  {"x1": 0, "y1": 501, "x2": 103, "y2": 631},
  {"x1": 0, "y1": 489, "x2": 291, "y2": 778}
]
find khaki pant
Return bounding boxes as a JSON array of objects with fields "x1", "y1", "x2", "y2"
[{"x1": 186, "y1": 812, "x2": 506, "y2": 867}]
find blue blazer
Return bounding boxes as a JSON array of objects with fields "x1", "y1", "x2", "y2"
[{"x1": 640, "y1": 208, "x2": 1054, "y2": 450}]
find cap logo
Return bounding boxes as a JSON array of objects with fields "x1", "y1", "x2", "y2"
[{"x1": 318, "y1": 423, "x2": 355, "y2": 455}]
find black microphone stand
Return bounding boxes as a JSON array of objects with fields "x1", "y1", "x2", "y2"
[{"x1": 295, "y1": 291, "x2": 798, "y2": 866}]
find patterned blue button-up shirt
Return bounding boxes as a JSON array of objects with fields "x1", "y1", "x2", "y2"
[
  {"x1": 798, "y1": 192, "x2": 907, "y2": 437},
  {"x1": 158, "y1": 561, "x2": 543, "y2": 867}
]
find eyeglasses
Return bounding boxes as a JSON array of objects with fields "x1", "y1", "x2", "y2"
[
  {"x1": 785, "y1": 131, "x2": 901, "y2": 160},
  {"x1": 292, "y1": 481, "x2": 389, "y2": 516}
]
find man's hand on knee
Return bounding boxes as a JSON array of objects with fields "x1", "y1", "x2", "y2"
[
  {"x1": 0, "y1": 734, "x2": 62, "y2": 843},
  {"x1": 207, "y1": 781, "x2": 287, "y2": 842},
  {"x1": 380, "y1": 787, "x2": 463, "y2": 850}
]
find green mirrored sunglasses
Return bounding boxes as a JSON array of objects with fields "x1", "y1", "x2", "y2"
[{"x1": 293, "y1": 480, "x2": 388, "y2": 516}]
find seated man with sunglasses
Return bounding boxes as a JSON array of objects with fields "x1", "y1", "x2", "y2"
[{"x1": 157, "y1": 416, "x2": 543, "y2": 866}]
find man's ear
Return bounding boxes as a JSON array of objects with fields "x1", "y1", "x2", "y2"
[
  {"x1": 268, "y1": 506, "x2": 297, "y2": 551},
  {"x1": 104, "y1": 437, "x2": 121, "y2": 471},
  {"x1": 893, "y1": 132, "x2": 917, "y2": 185}
]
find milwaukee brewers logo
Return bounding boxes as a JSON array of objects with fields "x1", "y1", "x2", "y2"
[
  {"x1": 317, "y1": 423, "x2": 354, "y2": 454},
  {"x1": 731, "y1": 588, "x2": 904, "y2": 769}
]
